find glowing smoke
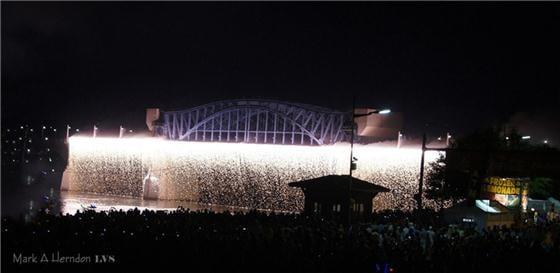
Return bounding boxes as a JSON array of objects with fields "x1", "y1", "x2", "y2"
[{"x1": 64, "y1": 137, "x2": 441, "y2": 211}]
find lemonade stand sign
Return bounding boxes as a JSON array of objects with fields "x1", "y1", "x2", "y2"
[{"x1": 481, "y1": 177, "x2": 529, "y2": 211}]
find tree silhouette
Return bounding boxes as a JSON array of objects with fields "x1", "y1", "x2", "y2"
[{"x1": 425, "y1": 155, "x2": 473, "y2": 206}]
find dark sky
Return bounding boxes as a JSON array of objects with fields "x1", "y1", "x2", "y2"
[{"x1": 2, "y1": 3, "x2": 559, "y2": 137}]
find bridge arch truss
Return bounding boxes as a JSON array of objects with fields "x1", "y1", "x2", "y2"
[{"x1": 156, "y1": 100, "x2": 348, "y2": 145}]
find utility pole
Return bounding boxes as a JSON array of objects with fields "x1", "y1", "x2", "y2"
[
  {"x1": 349, "y1": 98, "x2": 356, "y2": 177},
  {"x1": 417, "y1": 133, "x2": 427, "y2": 210},
  {"x1": 66, "y1": 125, "x2": 71, "y2": 144},
  {"x1": 347, "y1": 97, "x2": 356, "y2": 225}
]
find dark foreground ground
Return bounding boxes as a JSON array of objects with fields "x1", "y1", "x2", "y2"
[{"x1": 2, "y1": 208, "x2": 559, "y2": 273}]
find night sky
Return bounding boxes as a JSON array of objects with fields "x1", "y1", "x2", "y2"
[{"x1": 2, "y1": 3, "x2": 559, "y2": 138}]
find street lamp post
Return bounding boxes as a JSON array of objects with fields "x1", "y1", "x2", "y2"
[
  {"x1": 347, "y1": 102, "x2": 391, "y2": 224},
  {"x1": 350, "y1": 108, "x2": 392, "y2": 174}
]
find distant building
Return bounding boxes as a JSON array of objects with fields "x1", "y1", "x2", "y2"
[
  {"x1": 446, "y1": 149, "x2": 560, "y2": 179},
  {"x1": 354, "y1": 108, "x2": 403, "y2": 142},
  {"x1": 507, "y1": 111, "x2": 559, "y2": 148}
]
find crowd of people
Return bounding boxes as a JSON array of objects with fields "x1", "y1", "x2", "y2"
[{"x1": 3, "y1": 207, "x2": 559, "y2": 273}]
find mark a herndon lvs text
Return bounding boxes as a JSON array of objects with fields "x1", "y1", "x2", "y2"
[{"x1": 13, "y1": 252, "x2": 116, "y2": 264}]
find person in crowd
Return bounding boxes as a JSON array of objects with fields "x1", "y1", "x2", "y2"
[{"x1": 3, "y1": 207, "x2": 559, "y2": 273}]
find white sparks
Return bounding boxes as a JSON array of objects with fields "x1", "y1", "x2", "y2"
[{"x1": 64, "y1": 137, "x2": 442, "y2": 211}]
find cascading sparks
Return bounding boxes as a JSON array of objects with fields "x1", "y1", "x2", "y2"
[{"x1": 63, "y1": 136, "x2": 442, "y2": 211}]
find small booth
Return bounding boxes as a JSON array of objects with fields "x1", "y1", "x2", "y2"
[
  {"x1": 444, "y1": 200, "x2": 515, "y2": 230},
  {"x1": 289, "y1": 175, "x2": 390, "y2": 222}
]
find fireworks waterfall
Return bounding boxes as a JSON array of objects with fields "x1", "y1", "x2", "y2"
[{"x1": 62, "y1": 136, "x2": 441, "y2": 211}]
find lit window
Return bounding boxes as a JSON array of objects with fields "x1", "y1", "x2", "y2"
[
  {"x1": 332, "y1": 204, "x2": 341, "y2": 212},
  {"x1": 335, "y1": 204, "x2": 341, "y2": 212}
]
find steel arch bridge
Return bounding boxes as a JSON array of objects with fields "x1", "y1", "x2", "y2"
[{"x1": 155, "y1": 99, "x2": 349, "y2": 145}]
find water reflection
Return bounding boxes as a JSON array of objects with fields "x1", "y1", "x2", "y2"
[{"x1": 60, "y1": 191, "x2": 252, "y2": 215}]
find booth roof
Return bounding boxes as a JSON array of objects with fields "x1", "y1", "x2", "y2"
[{"x1": 288, "y1": 175, "x2": 390, "y2": 193}]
